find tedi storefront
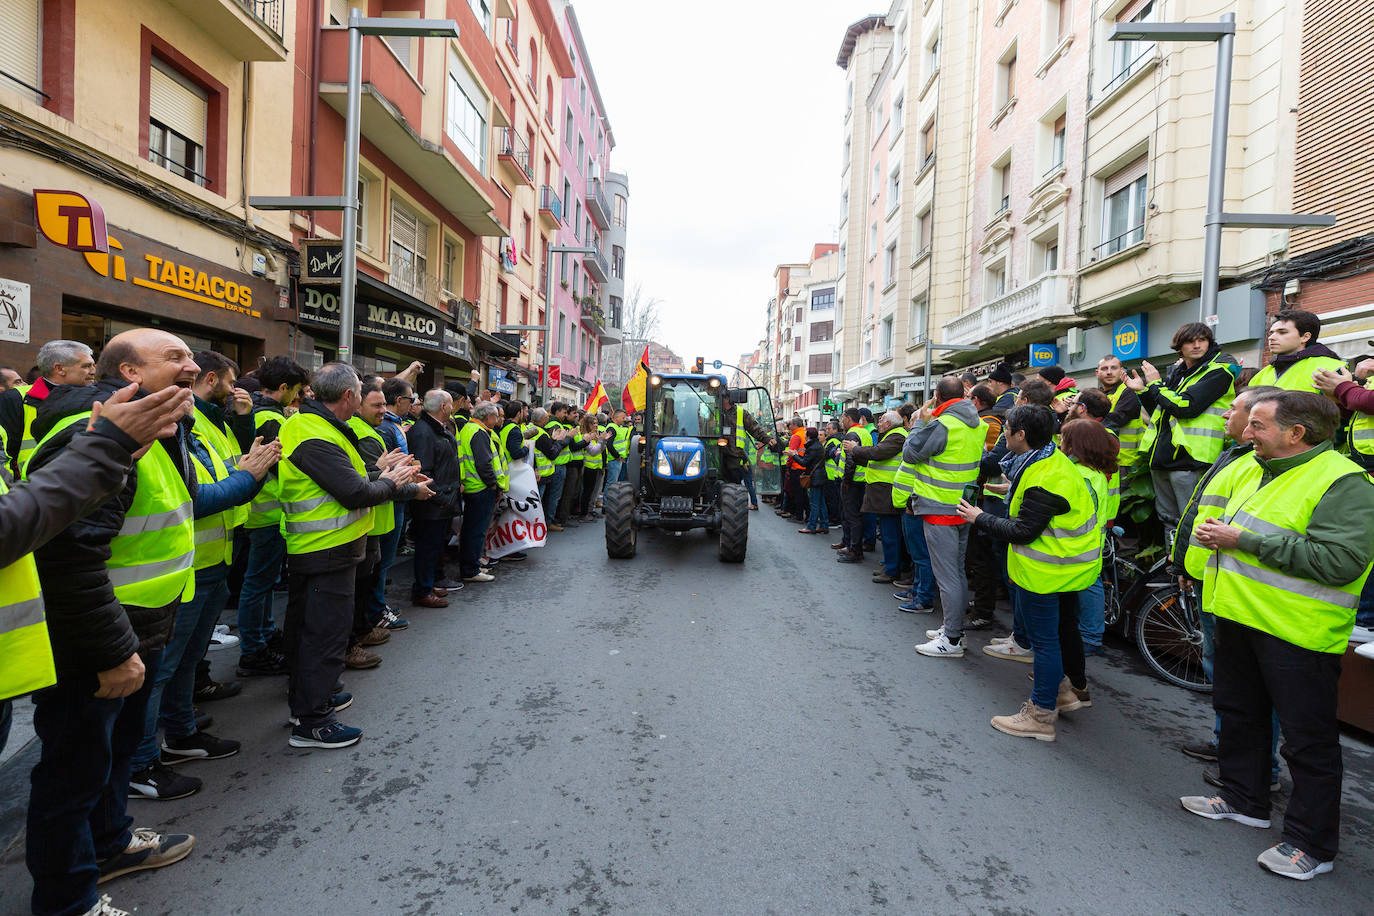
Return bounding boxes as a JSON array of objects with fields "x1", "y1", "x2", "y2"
[{"x1": 0, "y1": 186, "x2": 287, "y2": 369}]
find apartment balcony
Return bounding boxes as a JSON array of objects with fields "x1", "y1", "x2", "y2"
[
  {"x1": 318, "y1": 30, "x2": 505, "y2": 237},
  {"x1": 844, "y1": 358, "x2": 893, "y2": 392},
  {"x1": 942, "y1": 272, "x2": 1077, "y2": 355},
  {"x1": 497, "y1": 128, "x2": 533, "y2": 186},
  {"x1": 579, "y1": 303, "x2": 604, "y2": 333},
  {"x1": 388, "y1": 255, "x2": 433, "y2": 303},
  {"x1": 538, "y1": 186, "x2": 563, "y2": 228},
  {"x1": 163, "y1": 0, "x2": 286, "y2": 61},
  {"x1": 583, "y1": 249, "x2": 610, "y2": 284},
  {"x1": 586, "y1": 178, "x2": 611, "y2": 230}
]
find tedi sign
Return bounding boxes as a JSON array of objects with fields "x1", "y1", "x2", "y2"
[{"x1": 298, "y1": 287, "x2": 445, "y2": 350}]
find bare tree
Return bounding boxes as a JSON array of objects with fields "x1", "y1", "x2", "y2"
[{"x1": 601, "y1": 283, "x2": 662, "y2": 383}]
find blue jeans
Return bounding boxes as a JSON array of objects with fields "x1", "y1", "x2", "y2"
[
  {"x1": 460, "y1": 490, "x2": 498, "y2": 577},
  {"x1": 1014, "y1": 584, "x2": 1069, "y2": 711},
  {"x1": 1201, "y1": 611, "x2": 1280, "y2": 779},
  {"x1": 545, "y1": 465, "x2": 567, "y2": 524},
  {"x1": 863, "y1": 511, "x2": 878, "y2": 545},
  {"x1": 1078, "y1": 578, "x2": 1105, "y2": 649},
  {"x1": 603, "y1": 459, "x2": 624, "y2": 499},
  {"x1": 877, "y1": 514, "x2": 903, "y2": 576},
  {"x1": 28, "y1": 648, "x2": 162, "y2": 916},
  {"x1": 132, "y1": 572, "x2": 229, "y2": 769},
  {"x1": 806, "y1": 487, "x2": 829, "y2": 530},
  {"x1": 372, "y1": 502, "x2": 406, "y2": 621},
  {"x1": 900, "y1": 512, "x2": 936, "y2": 605},
  {"x1": 742, "y1": 466, "x2": 758, "y2": 507},
  {"x1": 237, "y1": 524, "x2": 285, "y2": 657}
]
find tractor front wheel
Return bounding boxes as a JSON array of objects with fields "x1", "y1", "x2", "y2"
[
  {"x1": 604, "y1": 481, "x2": 637, "y2": 559},
  {"x1": 718, "y1": 483, "x2": 749, "y2": 563}
]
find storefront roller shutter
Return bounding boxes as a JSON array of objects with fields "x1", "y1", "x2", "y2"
[
  {"x1": 149, "y1": 60, "x2": 207, "y2": 147},
  {"x1": 0, "y1": 0, "x2": 41, "y2": 95}
]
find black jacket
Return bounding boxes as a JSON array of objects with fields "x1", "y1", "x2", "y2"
[
  {"x1": 1138, "y1": 345, "x2": 1238, "y2": 472},
  {"x1": 406, "y1": 411, "x2": 461, "y2": 518},
  {"x1": 27, "y1": 378, "x2": 199, "y2": 670},
  {"x1": 972, "y1": 487, "x2": 1070, "y2": 544},
  {"x1": 801, "y1": 439, "x2": 827, "y2": 488}
]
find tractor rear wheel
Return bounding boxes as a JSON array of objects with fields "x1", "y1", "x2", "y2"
[
  {"x1": 604, "y1": 481, "x2": 637, "y2": 559},
  {"x1": 718, "y1": 483, "x2": 749, "y2": 563}
]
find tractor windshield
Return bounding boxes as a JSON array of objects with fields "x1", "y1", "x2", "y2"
[{"x1": 651, "y1": 380, "x2": 722, "y2": 438}]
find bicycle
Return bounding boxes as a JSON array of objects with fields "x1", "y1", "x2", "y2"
[{"x1": 1101, "y1": 527, "x2": 1211, "y2": 692}]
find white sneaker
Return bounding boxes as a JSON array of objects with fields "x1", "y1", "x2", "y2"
[
  {"x1": 1350, "y1": 625, "x2": 1374, "y2": 645},
  {"x1": 207, "y1": 632, "x2": 239, "y2": 652},
  {"x1": 1355, "y1": 641, "x2": 1374, "y2": 660},
  {"x1": 926, "y1": 625, "x2": 945, "y2": 640},
  {"x1": 463, "y1": 572, "x2": 495, "y2": 583},
  {"x1": 915, "y1": 634, "x2": 965, "y2": 657},
  {"x1": 82, "y1": 895, "x2": 130, "y2": 916},
  {"x1": 983, "y1": 640, "x2": 1034, "y2": 662},
  {"x1": 989, "y1": 633, "x2": 1016, "y2": 646},
  {"x1": 213, "y1": 624, "x2": 230, "y2": 635}
]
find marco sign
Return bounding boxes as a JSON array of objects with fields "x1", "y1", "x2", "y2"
[{"x1": 298, "y1": 287, "x2": 444, "y2": 349}]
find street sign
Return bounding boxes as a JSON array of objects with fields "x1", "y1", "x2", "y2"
[{"x1": 712, "y1": 359, "x2": 723, "y2": 369}]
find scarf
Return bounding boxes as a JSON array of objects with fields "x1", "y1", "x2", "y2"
[{"x1": 1001, "y1": 440, "x2": 1056, "y2": 503}]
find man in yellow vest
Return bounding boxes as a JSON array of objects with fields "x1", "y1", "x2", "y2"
[
  {"x1": 834, "y1": 408, "x2": 872, "y2": 563},
  {"x1": 897, "y1": 376, "x2": 985, "y2": 656},
  {"x1": 457, "y1": 403, "x2": 505, "y2": 582},
  {"x1": 1180, "y1": 391, "x2": 1374, "y2": 880},
  {"x1": 235, "y1": 356, "x2": 311, "y2": 678},
  {"x1": 1096, "y1": 355, "x2": 1145, "y2": 468},
  {"x1": 0, "y1": 339, "x2": 96, "y2": 476},
  {"x1": 1249, "y1": 308, "x2": 1345, "y2": 392},
  {"x1": 603, "y1": 407, "x2": 635, "y2": 498},
  {"x1": 24, "y1": 329, "x2": 203, "y2": 911},
  {"x1": 278, "y1": 363, "x2": 423, "y2": 749},
  {"x1": 844, "y1": 409, "x2": 908, "y2": 583},
  {"x1": 957, "y1": 404, "x2": 1103, "y2": 741},
  {"x1": 1125, "y1": 321, "x2": 1238, "y2": 546}
]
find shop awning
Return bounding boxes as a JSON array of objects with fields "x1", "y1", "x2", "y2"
[{"x1": 470, "y1": 327, "x2": 520, "y2": 357}]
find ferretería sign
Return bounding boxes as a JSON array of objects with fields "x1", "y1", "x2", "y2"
[{"x1": 298, "y1": 287, "x2": 444, "y2": 350}]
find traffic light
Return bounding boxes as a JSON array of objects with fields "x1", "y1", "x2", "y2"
[{"x1": 693, "y1": 356, "x2": 704, "y2": 373}]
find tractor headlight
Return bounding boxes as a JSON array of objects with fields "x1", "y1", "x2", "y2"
[
  {"x1": 685, "y1": 453, "x2": 702, "y2": 477},
  {"x1": 656, "y1": 452, "x2": 671, "y2": 476}
]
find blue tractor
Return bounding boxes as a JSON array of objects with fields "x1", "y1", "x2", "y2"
[{"x1": 603, "y1": 372, "x2": 776, "y2": 562}]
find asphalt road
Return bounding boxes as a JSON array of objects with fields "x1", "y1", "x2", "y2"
[{"x1": 1, "y1": 509, "x2": 1371, "y2": 915}]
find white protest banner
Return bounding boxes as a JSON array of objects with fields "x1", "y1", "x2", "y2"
[{"x1": 484, "y1": 459, "x2": 547, "y2": 558}]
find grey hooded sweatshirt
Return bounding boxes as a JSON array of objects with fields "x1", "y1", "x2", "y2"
[{"x1": 900, "y1": 399, "x2": 984, "y2": 515}]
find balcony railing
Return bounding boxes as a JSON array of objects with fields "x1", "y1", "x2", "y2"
[
  {"x1": 583, "y1": 249, "x2": 610, "y2": 283},
  {"x1": 497, "y1": 127, "x2": 533, "y2": 184},
  {"x1": 239, "y1": 0, "x2": 283, "y2": 37},
  {"x1": 844, "y1": 359, "x2": 887, "y2": 391},
  {"x1": 538, "y1": 186, "x2": 563, "y2": 223},
  {"x1": 586, "y1": 178, "x2": 611, "y2": 229},
  {"x1": 389, "y1": 256, "x2": 431, "y2": 302},
  {"x1": 580, "y1": 304, "x2": 605, "y2": 331},
  {"x1": 942, "y1": 272, "x2": 1075, "y2": 348}
]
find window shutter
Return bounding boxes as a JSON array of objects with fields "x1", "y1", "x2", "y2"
[
  {"x1": 0, "y1": 0, "x2": 40, "y2": 93},
  {"x1": 1116, "y1": 0, "x2": 1153, "y2": 23},
  {"x1": 149, "y1": 61, "x2": 207, "y2": 147},
  {"x1": 328, "y1": 0, "x2": 350, "y2": 25},
  {"x1": 385, "y1": 35, "x2": 412, "y2": 70},
  {"x1": 391, "y1": 201, "x2": 418, "y2": 251},
  {"x1": 1104, "y1": 155, "x2": 1147, "y2": 197}
]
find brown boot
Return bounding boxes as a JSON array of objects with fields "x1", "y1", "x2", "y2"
[
  {"x1": 991, "y1": 700, "x2": 1057, "y2": 741},
  {"x1": 359, "y1": 626, "x2": 390, "y2": 647},
  {"x1": 344, "y1": 645, "x2": 382, "y2": 669},
  {"x1": 1056, "y1": 678, "x2": 1092, "y2": 712}
]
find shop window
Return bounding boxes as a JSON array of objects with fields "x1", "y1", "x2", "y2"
[
  {"x1": 389, "y1": 199, "x2": 430, "y2": 300},
  {"x1": 148, "y1": 59, "x2": 208, "y2": 187}
]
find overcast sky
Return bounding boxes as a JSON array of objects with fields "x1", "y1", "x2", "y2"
[{"x1": 571, "y1": 1, "x2": 878, "y2": 371}]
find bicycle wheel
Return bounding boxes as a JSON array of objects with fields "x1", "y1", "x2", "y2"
[{"x1": 1134, "y1": 587, "x2": 1212, "y2": 692}]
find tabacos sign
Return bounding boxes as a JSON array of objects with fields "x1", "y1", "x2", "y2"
[
  {"x1": 34, "y1": 189, "x2": 260, "y2": 318},
  {"x1": 298, "y1": 287, "x2": 443, "y2": 349}
]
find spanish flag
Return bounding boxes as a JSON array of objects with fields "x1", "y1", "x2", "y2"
[
  {"x1": 622, "y1": 344, "x2": 651, "y2": 412},
  {"x1": 584, "y1": 380, "x2": 610, "y2": 414}
]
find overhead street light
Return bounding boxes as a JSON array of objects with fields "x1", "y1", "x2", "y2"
[
  {"x1": 250, "y1": 10, "x2": 460, "y2": 365},
  {"x1": 1109, "y1": 13, "x2": 1334, "y2": 323},
  {"x1": 501, "y1": 244, "x2": 596, "y2": 404}
]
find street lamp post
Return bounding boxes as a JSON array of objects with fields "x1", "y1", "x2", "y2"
[
  {"x1": 1109, "y1": 14, "x2": 1334, "y2": 323},
  {"x1": 250, "y1": 10, "x2": 460, "y2": 364},
  {"x1": 499, "y1": 244, "x2": 596, "y2": 404}
]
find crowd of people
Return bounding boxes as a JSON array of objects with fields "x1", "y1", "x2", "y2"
[
  {"x1": 0, "y1": 306, "x2": 1371, "y2": 913},
  {"x1": 756, "y1": 308, "x2": 1374, "y2": 882},
  {"x1": 0, "y1": 330, "x2": 637, "y2": 916}
]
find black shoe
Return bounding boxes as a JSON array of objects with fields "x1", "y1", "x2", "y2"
[
  {"x1": 128, "y1": 762, "x2": 202, "y2": 800},
  {"x1": 236, "y1": 650, "x2": 289, "y2": 677},
  {"x1": 1203, "y1": 768, "x2": 1281, "y2": 794},
  {"x1": 265, "y1": 628, "x2": 285, "y2": 652},
  {"x1": 503, "y1": 551, "x2": 529, "y2": 561},
  {"x1": 965, "y1": 614, "x2": 995, "y2": 630},
  {"x1": 161, "y1": 730, "x2": 241, "y2": 764},
  {"x1": 434, "y1": 577, "x2": 460, "y2": 590},
  {"x1": 1181, "y1": 742, "x2": 1219, "y2": 763},
  {"x1": 193, "y1": 678, "x2": 242, "y2": 702},
  {"x1": 862, "y1": 541, "x2": 877, "y2": 551},
  {"x1": 836, "y1": 554, "x2": 863, "y2": 564}
]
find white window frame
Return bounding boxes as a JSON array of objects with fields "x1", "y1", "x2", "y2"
[{"x1": 446, "y1": 50, "x2": 488, "y2": 173}]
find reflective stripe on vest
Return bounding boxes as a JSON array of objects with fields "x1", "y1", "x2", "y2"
[
  {"x1": 0, "y1": 472, "x2": 55, "y2": 700},
  {"x1": 16, "y1": 399, "x2": 38, "y2": 472},
  {"x1": 193, "y1": 407, "x2": 248, "y2": 529},
  {"x1": 824, "y1": 437, "x2": 844, "y2": 481},
  {"x1": 1006, "y1": 449, "x2": 1102, "y2": 592},
  {"x1": 458, "y1": 419, "x2": 496, "y2": 492},
  {"x1": 528, "y1": 425, "x2": 555, "y2": 478},
  {"x1": 245, "y1": 409, "x2": 286, "y2": 528},
  {"x1": 863, "y1": 427, "x2": 909, "y2": 486},
  {"x1": 1250, "y1": 356, "x2": 1347, "y2": 393},
  {"x1": 1150, "y1": 356, "x2": 1233, "y2": 466},
  {"x1": 190, "y1": 429, "x2": 234, "y2": 570},
  {"x1": 346, "y1": 416, "x2": 396, "y2": 536},
  {"x1": 550, "y1": 421, "x2": 573, "y2": 466},
  {"x1": 612, "y1": 422, "x2": 633, "y2": 459},
  {"x1": 1183, "y1": 453, "x2": 1256, "y2": 582},
  {"x1": 277, "y1": 412, "x2": 374, "y2": 554},
  {"x1": 1206, "y1": 448, "x2": 1370, "y2": 653},
  {"x1": 894, "y1": 414, "x2": 984, "y2": 510},
  {"x1": 1105, "y1": 383, "x2": 1145, "y2": 466}
]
